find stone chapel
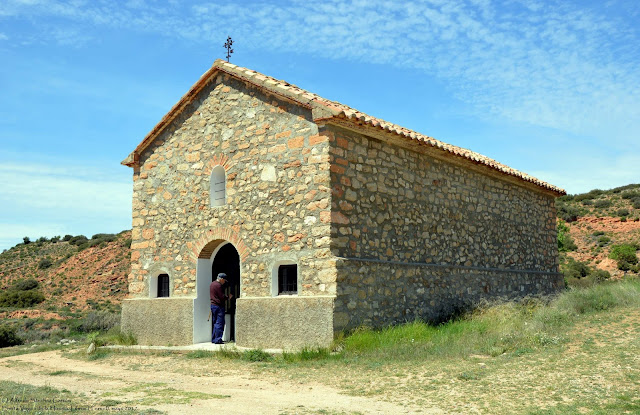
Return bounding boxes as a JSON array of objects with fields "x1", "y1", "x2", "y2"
[{"x1": 121, "y1": 60, "x2": 565, "y2": 349}]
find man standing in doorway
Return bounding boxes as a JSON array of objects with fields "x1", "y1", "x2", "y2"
[{"x1": 210, "y1": 273, "x2": 232, "y2": 344}]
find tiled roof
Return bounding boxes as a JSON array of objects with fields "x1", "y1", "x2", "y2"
[{"x1": 123, "y1": 59, "x2": 565, "y2": 196}]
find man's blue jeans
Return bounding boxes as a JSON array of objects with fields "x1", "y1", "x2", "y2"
[{"x1": 211, "y1": 304, "x2": 225, "y2": 344}]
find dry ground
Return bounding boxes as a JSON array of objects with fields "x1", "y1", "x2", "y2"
[
  {"x1": 1, "y1": 308, "x2": 639, "y2": 415},
  {"x1": 0, "y1": 349, "x2": 425, "y2": 414}
]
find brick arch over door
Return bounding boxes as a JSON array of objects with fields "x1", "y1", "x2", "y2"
[{"x1": 188, "y1": 227, "x2": 250, "y2": 261}]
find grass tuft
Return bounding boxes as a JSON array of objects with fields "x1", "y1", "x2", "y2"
[{"x1": 337, "y1": 280, "x2": 640, "y2": 361}]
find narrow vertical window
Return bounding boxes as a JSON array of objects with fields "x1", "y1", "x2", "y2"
[
  {"x1": 210, "y1": 165, "x2": 226, "y2": 207},
  {"x1": 157, "y1": 274, "x2": 170, "y2": 298},
  {"x1": 278, "y1": 264, "x2": 298, "y2": 295}
]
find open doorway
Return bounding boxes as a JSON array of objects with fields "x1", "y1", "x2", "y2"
[
  {"x1": 193, "y1": 240, "x2": 241, "y2": 344},
  {"x1": 211, "y1": 243, "x2": 240, "y2": 342}
]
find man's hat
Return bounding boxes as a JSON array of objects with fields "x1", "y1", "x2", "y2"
[{"x1": 217, "y1": 273, "x2": 227, "y2": 280}]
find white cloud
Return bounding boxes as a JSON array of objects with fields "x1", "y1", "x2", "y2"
[
  {"x1": 0, "y1": 154, "x2": 131, "y2": 251},
  {"x1": 1, "y1": 0, "x2": 638, "y2": 185}
]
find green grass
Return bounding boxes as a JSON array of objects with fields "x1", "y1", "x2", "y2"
[
  {"x1": 2, "y1": 281, "x2": 639, "y2": 415},
  {"x1": 330, "y1": 281, "x2": 638, "y2": 362}
]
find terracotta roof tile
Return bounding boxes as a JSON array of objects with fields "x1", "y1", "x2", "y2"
[{"x1": 124, "y1": 60, "x2": 565, "y2": 196}]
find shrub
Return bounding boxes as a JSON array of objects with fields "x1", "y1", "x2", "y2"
[
  {"x1": 597, "y1": 236, "x2": 611, "y2": 247},
  {"x1": 63, "y1": 235, "x2": 73, "y2": 242},
  {"x1": 563, "y1": 260, "x2": 590, "y2": 280},
  {"x1": 78, "y1": 311, "x2": 120, "y2": 333},
  {"x1": 23, "y1": 237, "x2": 31, "y2": 245},
  {"x1": 557, "y1": 221, "x2": 577, "y2": 252},
  {"x1": 617, "y1": 209, "x2": 630, "y2": 217},
  {"x1": 69, "y1": 235, "x2": 88, "y2": 246},
  {"x1": 575, "y1": 191, "x2": 600, "y2": 202},
  {"x1": 591, "y1": 269, "x2": 611, "y2": 282},
  {"x1": 0, "y1": 290, "x2": 45, "y2": 308},
  {"x1": 574, "y1": 194, "x2": 592, "y2": 202},
  {"x1": 12, "y1": 279, "x2": 39, "y2": 291},
  {"x1": 609, "y1": 244, "x2": 639, "y2": 265},
  {"x1": 557, "y1": 203, "x2": 580, "y2": 223},
  {"x1": 91, "y1": 233, "x2": 116, "y2": 243},
  {"x1": 38, "y1": 258, "x2": 53, "y2": 269},
  {"x1": 621, "y1": 191, "x2": 640, "y2": 200},
  {"x1": 617, "y1": 261, "x2": 634, "y2": 272},
  {"x1": 0, "y1": 279, "x2": 45, "y2": 308},
  {"x1": 0, "y1": 325, "x2": 23, "y2": 348},
  {"x1": 593, "y1": 199, "x2": 613, "y2": 209},
  {"x1": 613, "y1": 184, "x2": 640, "y2": 193}
]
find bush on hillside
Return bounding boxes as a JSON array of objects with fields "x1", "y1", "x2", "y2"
[
  {"x1": 68, "y1": 235, "x2": 88, "y2": 246},
  {"x1": 617, "y1": 209, "x2": 630, "y2": 217},
  {"x1": 12, "y1": 279, "x2": 39, "y2": 291},
  {"x1": 557, "y1": 221, "x2": 577, "y2": 252},
  {"x1": 0, "y1": 325, "x2": 23, "y2": 348},
  {"x1": 38, "y1": 258, "x2": 53, "y2": 269},
  {"x1": 609, "y1": 244, "x2": 639, "y2": 265},
  {"x1": 621, "y1": 191, "x2": 640, "y2": 200},
  {"x1": 612, "y1": 184, "x2": 640, "y2": 193},
  {"x1": 593, "y1": 199, "x2": 613, "y2": 209},
  {"x1": 590, "y1": 269, "x2": 611, "y2": 282},
  {"x1": 563, "y1": 259, "x2": 590, "y2": 280},
  {"x1": 0, "y1": 290, "x2": 45, "y2": 308},
  {"x1": 0, "y1": 279, "x2": 45, "y2": 308},
  {"x1": 91, "y1": 233, "x2": 116, "y2": 241},
  {"x1": 557, "y1": 203, "x2": 580, "y2": 223}
]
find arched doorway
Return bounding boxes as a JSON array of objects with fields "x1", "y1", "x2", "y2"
[
  {"x1": 211, "y1": 243, "x2": 240, "y2": 342},
  {"x1": 193, "y1": 240, "x2": 241, "y2": 344}
]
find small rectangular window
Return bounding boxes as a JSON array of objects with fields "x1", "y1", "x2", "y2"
[
  {"x1": 278, "y1": 265, "x2": 297, "y2": 295},
  {"x1": 157, "y1": 274, "x2": 170, "y2": 298}
]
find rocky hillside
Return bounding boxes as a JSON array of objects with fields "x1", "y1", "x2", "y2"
[
  {"x1": 0, "y1": 231, "x2": 130, "y2": 318},
  {"x1": 557, "y1": 184, "x2": 640, "y2": 281}
]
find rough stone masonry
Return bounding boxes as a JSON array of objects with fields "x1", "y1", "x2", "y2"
[{"x1": 121, "y1": 60, "x2": 564, "y2": 349}]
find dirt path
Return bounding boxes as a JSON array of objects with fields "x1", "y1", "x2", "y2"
[{"x1": 0, "y1": 350, "x2": 431, "y2": 414}]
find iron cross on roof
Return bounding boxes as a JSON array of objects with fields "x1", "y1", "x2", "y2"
[{"x1": 224, "y1": 36, "x2": 234, "y2": 62}]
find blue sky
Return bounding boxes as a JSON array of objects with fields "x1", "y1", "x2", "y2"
[{"x1": 1, "y1": 0, "x2": 639, "y2": 251}]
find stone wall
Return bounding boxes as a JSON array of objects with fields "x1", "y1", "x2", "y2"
[
  {"x1": 128, "y1": 72, "x2": 335, "y2": 301},
  {"x1": 235, "y1": 296, "x2": 335, "y2": 350},
  {"x1": 121, "y1": 298, "x2": 193, "y2": 346},
  {"x1": 333, "y1": 259, "x2": 562, "y2": 330},
  {"x1": 325, "y1": 124, "x2": 561, "y2": 329}
]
